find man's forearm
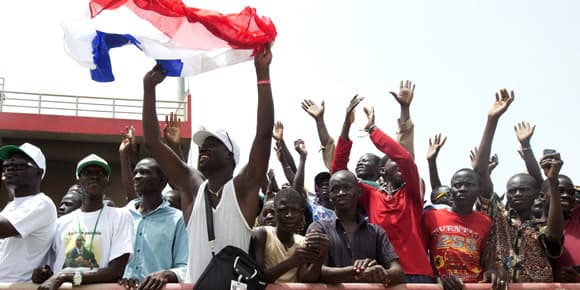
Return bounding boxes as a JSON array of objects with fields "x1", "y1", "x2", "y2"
[
  {"x1": 474, "y1": 117, "x2": 499, "y2": 198},
  {"x1": 428, "y1": 159, "x2": 442, "y2": 190},
  {"x1": 119, "y1": 152, "x2": 137, "y2": 201},
  {"x1": 519, "y1": 144, "x2": 543, "y2": 189},
  {"x1": 319, "y1": 265, "x2": 356, "y2": 284},
  {"x1": 315, "y1": 118, "x2": 331, "y2": 147},
  {"x1": 396, "y1": 117, "x2": 415, "y2": 160},
  {"x1": 340, "y1": 120, "x2": 352, "y2": 141},
  {"x1": 279, "y1": 139, "x2": 297, "y2": 172},
  {"x1": 293, "y1": 155, "x2": 307, "y2": 195},
  {"x1": 399, "y1": 105, "x2": 410, "y2": 123},
  {"x1": 545, "y1": 178, "x2": 564, "y2": 243}
]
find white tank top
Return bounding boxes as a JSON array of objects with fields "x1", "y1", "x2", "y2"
[{"x1": 185, "y1": 179, "x2": 253, "y2": 283}]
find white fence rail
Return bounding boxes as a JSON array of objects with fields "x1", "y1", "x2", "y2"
[{"x1": 0, "y1": 87, "x2": 187, "y2": 121}]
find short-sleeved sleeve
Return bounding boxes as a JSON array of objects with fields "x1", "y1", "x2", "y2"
[
  {"x1": 0, "y1": 196, "x2": 55, "y2": 238},
  {"x1": 538, "y1": 225, "x2": 564, "y2": 259},
  {"x1": 108, "y1": 208, "x2": 134, "y2": 264}
]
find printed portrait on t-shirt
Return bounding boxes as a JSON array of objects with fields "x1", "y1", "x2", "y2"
[{"x1": 62, "y1": 232, "x2": 102, "y2": 270}]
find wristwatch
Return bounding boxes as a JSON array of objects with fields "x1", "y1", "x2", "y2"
[{"x1": 73, "y1": 271, "x2": 82, "y2": 286}]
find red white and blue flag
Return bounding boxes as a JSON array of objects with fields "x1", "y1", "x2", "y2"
[{"x1": 62, "y1": 0, "x2": 277, "y2": 82}]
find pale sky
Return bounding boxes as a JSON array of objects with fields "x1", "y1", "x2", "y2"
[{"x1": 1, "y1": 0, "x2": 580, "y2": 197}]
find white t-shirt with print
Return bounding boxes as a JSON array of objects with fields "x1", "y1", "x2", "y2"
[
  {"x1": 0, "y1": 193, "x2": 57, "y2": 282},
  {"x1": 50, "y1": 205, "x2": 134, "y2": 273}
]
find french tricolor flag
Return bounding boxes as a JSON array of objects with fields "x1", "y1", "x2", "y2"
[{"x1": 62, "y1": 0, "x2": 277, "y2": 82}]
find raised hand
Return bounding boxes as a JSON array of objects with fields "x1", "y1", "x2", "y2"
[
  {"x1": 540, "y1": 152, "x2": 563, "y2": 180},
  {"x1": 163, "y1": 112, "x2": 181, "y2": 146},
  {"x1": 427, "y1": 133, "x2": 447, "y2": 161},
  {"x1": 301, "y1": 99, "x2": 325, "y2": 120},
  {"x1": 345, "y1": 94, "x2": 364, "y2": 124},
  {"x1": 363, "y1": 106, "x2": 375, "y2": 131},
  {"x1": 143, "y1": 64, "x2": 166, "y2": 88},
  {"x1": 489, "y1": 153, "x2": 499, "y2": 174},
  {"x1": 254, "y1": 43, "x2": 273, "y2": 71},
  {"x1": 267, "y1": 168, "x2": 276, "y2": 182},
  {"x1": 469, "y1": 147, "x2": 478, "y2": 169},
  {"x1": 294, "y1": 139, "x2": 307, "y2": 158},
  {"x1": 119, "y1": 125, "x2": 135, "y2": 154},
  {"x1": 514, "y1": 121, "x2": 535, "y2": 147},
  {"x1": 389, "y1": 80, "x2": 415, "y2": 107},
  {"x1": 273, "y1": 121, "x2": 284, "y2": 141},
  {"x1": 488, "y1": 88, "x2": 515, "y2": 119}
]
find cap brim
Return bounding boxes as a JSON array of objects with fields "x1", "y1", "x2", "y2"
[
  {"x1": 77, "y1": 160, "x2": 111, "y2": 177},
  {"x1": 193, "y1": 130, "x2": 217, "y2": 146},
  {"x1": 0, "y1": 145, "x2": 27, "y2": 161}
]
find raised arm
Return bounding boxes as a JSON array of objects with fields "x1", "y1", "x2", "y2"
[
  {"x1": 340, "y1": 95, "x2": 363, "y2": 141},
  {"x1": 515, "y1": 121, "x2": 543, "y2": 188},
  {"x1": 292, "y1": 139, "x2": 307, "y2": 196},
  {"x1": 469, "y1": 147, "x2": 499, "y2": 174},
  {"x1": 363, "y1": 106, "x2": 420, "y2": 200},
  {"x1": 273, "y1": 121, "x2": 297, "y2": 174},
  {"x1": 426, "y1": 133, "x2": 447, "y2": 190},
  {"x1": 234, "y1": 44, "x2": 275, "y2": 226},
  {"x1": 331, "y1": 95, "x2": 363, "y2": 173},
  {"x1": 119, "y1": 125, "x2": 137, "y2": 201},
  {"x1": 301, "y1": 99, "x2": 334, "y2": 169},
  {"x1": 540, "y1": 153, "x2": 565, "y2": 249},
  {"x1": 390, "y1": 80, "x2": 416, "y2": 159},
  {"x1": 265, "y1": 169, "x2": 279, "y2": 200},
  {"x1": 163, "y1": 112, "x2": 185, "y2": 161},
  {"x1": 474, "y1": 89, "x2": 514, "y2": 198},
  {"x1": 142, "y1": 65, "x2": 203, "y2": 224}
]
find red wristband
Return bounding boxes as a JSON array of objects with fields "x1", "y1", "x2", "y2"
[{"x1": 257, "y1": 79, "x2": 271, "y2": 85}]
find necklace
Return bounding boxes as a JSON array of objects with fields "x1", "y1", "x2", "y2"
[{"x1": 206, "y1": 184, "x2": 224, "y2": 196}]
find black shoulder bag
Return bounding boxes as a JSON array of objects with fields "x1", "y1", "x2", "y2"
[{"x1": 193, "y1": 187, "x2": 267, "y2": 290}]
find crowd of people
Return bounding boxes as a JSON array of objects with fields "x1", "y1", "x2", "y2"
[{"x1": 0, "y1": 45, "x2": 578, "y2": 290}]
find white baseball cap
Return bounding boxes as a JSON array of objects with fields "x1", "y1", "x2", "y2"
[
  {"x1": 193, "y1": 128, "x2": 240, "y2": 167},
  {"x1": 0, "y1": 143, "x2": 47, "y2": 179},
  {"x1": 76, "y1": 154, "x2": 111, "y2": 179}
]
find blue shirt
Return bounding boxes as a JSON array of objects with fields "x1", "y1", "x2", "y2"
[{"x1": 123, "y1": 199, "x2": 188, "y2": 281}]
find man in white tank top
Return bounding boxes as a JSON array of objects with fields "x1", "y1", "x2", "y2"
[{"x1": 142, "y1": 44, "x2": 274, "y2": 283}]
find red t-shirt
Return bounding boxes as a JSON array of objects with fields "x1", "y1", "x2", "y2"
[
  {"x1": 559, "y1": 206, "x2": 580, "y2": 267},
  {"x1": 331, "y1": 129, "x2": 433, "y2": 277},
  {"x1": 422, "y1": 209, "x2": 492, "y2": 282}
]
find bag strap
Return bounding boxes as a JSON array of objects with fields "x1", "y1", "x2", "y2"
[{"x1": 204, "y1": 184, "x2": 216, "y2": 257}]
